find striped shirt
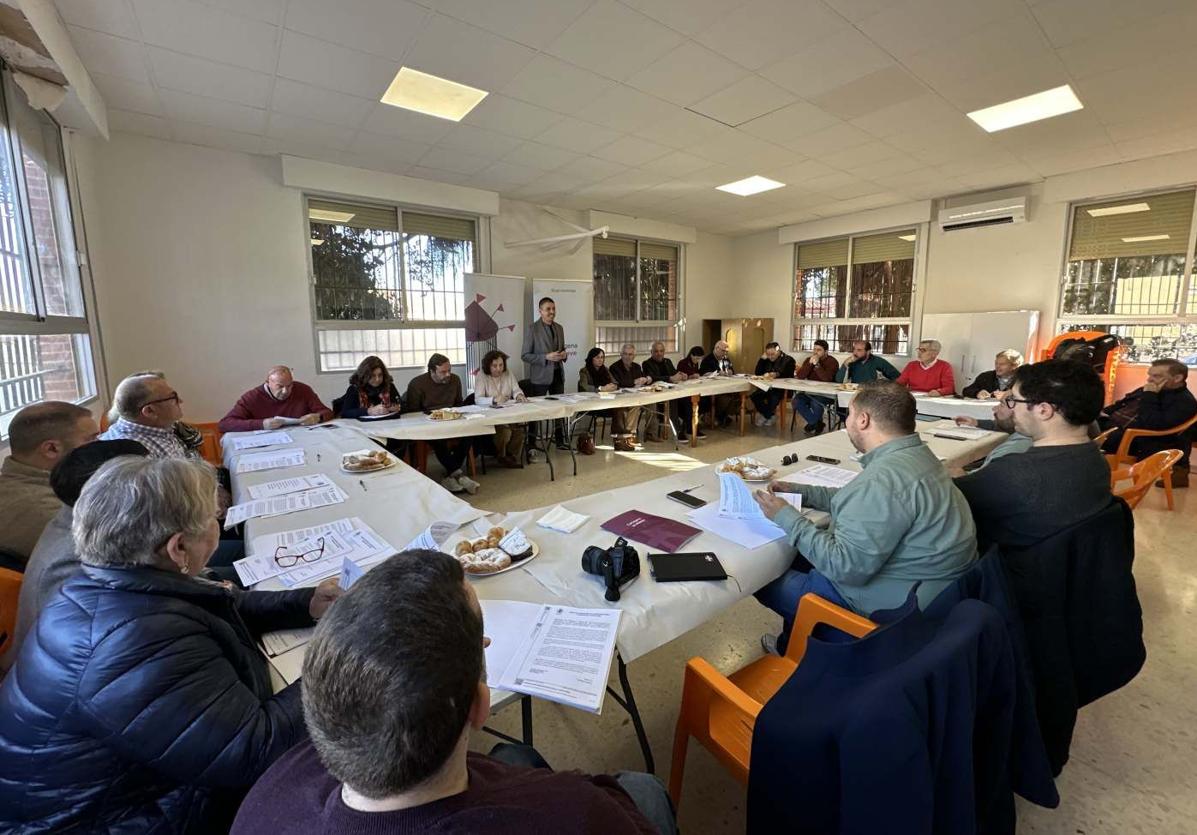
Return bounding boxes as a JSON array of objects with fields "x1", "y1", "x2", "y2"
[{"x1": 101, "y1": 418, "x2": 191, "y2": 459}]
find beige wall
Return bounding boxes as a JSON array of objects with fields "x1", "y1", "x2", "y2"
[{"x1": 74, "y1": 132, "x2": 731, "y2": 420}]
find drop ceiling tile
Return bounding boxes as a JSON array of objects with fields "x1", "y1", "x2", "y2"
[
  {"x1": 847, "y1": 94, "x2": 965, "y2": 140},
  {"x1": 57, "y1": 0, "x2": 139, "y2": 38},
  {"x1": 502, "y1": 55, "x2": 619, "y2": 116},
  {"x1": 584, "y1": 86, "x2": 676, "y2": 134},
  {"x1": 169, "y1": 120, "x2": 265, "y2": 154},
  {"x1": 501, "y1": 141, "x2": 583, "y2": 171},
  {"x1": 278, "y1": 31, "x2": 401, "y2": 99},
  {"x1": 107, "y1": 109, "x2": 172, "y2": 140},
  {"x1": 421, "y1": 0, "x2": 593, "y2": 50},
  {"x1": 337, "y1": 152, "x2": 412, "y2": 176},
  {"x1": 809, "y1": 66, "x2": 928, "y2": 122},
  {"x1": 821, "y1": 0, "x2": 895, "y2": 22},
  {"x1": 738, "y1": 101, "x2": 841, "y2": 146},
  {"x1": 760, "y1": 27, "x2": 894, "y2": 99},
  {"x1": 590, "y1": 135, "x2": 672, "y2": 166},
  {"x1": 1056, "y1": 7, "x2": 1197, "y2": 80},
  {"x1": 349, "y1": 131, "x2": 432, "y2": 165},
  {"x1": 269, "y1": 78, "x2": 377, "y2": 127},
  {"x1": 462, "y1": 95, "x2": 564, "y2": 139},
  {"x1": 284, "y1": 0, "x2": 429, "y2": 61},
  {"x1": 260, "y1": 136, "x2": 342, "y2": 162},
  {"x1": 810, "y1": 191, "x2": 905, "y2": 217},
  {"x1": 476, "y1": 159, "x2": 544, "y2": 186},
  {"x1": 1115, "y1": 125, "x2": 1197, "y2": 162},
  {"x1": 266, "y1": 113, "x2": 356, "y2": 150},
  {"x1": 851, "y1": 154, "x2": 927, "y2": 181},
  {"x1": 683, "y1": 127, "x2": 794, "y2": 168},
  {"x1": 404, "y1": 14, "x2": 538, "y2": 92},
  {"x1": 759, "y1": 158, "x2": 836, "y2": 185},
  {"x1": 361, "y1": 103, "x2": 455, "y2": 144},
  {"x1": 989, "y1": 109, "x2": 1111, "y2": 157},
  {"x1": 918, "y1": 53, "x2": 1071, "y2": 113},
  {"x1": 131, "y1": 0, "x2": 279, "y2": 73},
  {"x1": 626, "y1": 42, "x2": 750, "y2": 107},
  {"x1": 204, "y1": 0, "x2": 287, "y2": 24},
  {"x1": 855, "y1": 0, "x2": 1026, "y2": 60},
  {"x1": 1073, "y1": 58, "x2": 1197, "y2": 128},
  {"x1": 147, "y1": 47, "x2": 273, "y2": 108},
  {"x1": 620, "y1": 0, "x2": 746, "y2": 36},
  {"x1": 533, "y1": 117, "x2": 622, "y2": 154},
  {"x1": 67, "y1": 27, "x2": 149, "y2": 82},
  {"x1": 89, "y1": 72, "x2": 162, "y2": 116},
  {"x1": 1021, "y1": 143, "x2": 1124, "y2": 177},
  {"x1": 818, "y1": 140, "x2": 902, "y2": 170},
  {"x1": 162, "y1": 90, "x2": 267, "y2": 134},
  {"x1": 638, "y1": 150, "x2": 715, "y2": 177},
  {"x1": 785, "y1": 122, "x2": 873, "y2": 156},
  {"x1": 873, "y1": 167, "x2": 949, "y2": 191},
  {"x1": 631, "y1": 107, "x2": 731, "y2": 148},
  {"x1": 953, "y1": 163, "x2": 1043, "y2": 190},
  {"x1": 435, "y1": 124, "x2": 526, "y2": 160},
  {"x1": 694, "y1": 0, "x2": 848, "y2": 71},
  {"x1": 417, "y1": 146, "x2": 494, "y2": 175},
  {"x1": 545, "y1": 1, "x2": 684, "y2": 82},
  {"x1": 689, "y1": 75, "x2": 797, "y2": 127},
  {"x1": 407, "y1": 165, "x2": 478, "y2": 186}
]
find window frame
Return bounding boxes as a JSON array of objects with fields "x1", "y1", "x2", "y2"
[
  {"x1": 593, "y1": 235, "x2": 685, "y2": 352},
  {"x1": 790, "y1": 223, "x2": 927, "y2": 357},
  {"x1": 1055, "y1": 186, "x2": 1197, "y2": 356},
  {"x1": 303, "y1": 194, "x2": 483, "y2": 373}
]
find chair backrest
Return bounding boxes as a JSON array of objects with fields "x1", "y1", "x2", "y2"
[
  {"x1": 1092, "y1": 427, "x2": 1117, "y2": 446},
  {"x1": 331, "y1": 394, "x2": 345, "y2": 417},
  {"x1": 0, "y1": 566, "x2": 24, "y2": 658},
  {"x1": 517, "y1": 378, "x2": 535, "y2": 398},
  {"x1": 1114, "y1": 449, "x2": 1184, "y2": 509}
]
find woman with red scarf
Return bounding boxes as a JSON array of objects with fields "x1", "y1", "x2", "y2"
[{"x1": 336, "y1": 356, "x2": 402, "y2": 418}]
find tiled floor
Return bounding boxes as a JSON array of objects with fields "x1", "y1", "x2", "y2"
[{"x1": 460, "y1": 424, "x2": 1192, "y2": 833}]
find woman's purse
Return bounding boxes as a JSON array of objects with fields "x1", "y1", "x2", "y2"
[{"x1": 577, "y1": 432, "x2": 596, "y2": 455}]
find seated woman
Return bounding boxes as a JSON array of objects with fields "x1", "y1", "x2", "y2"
[
  {"x1": 0, "y1": 456, "x2": 342, "y2": 833},
  {"x1": 475, "y1": 349, "x2": 527, "y2": 468},
  {"x1": 963, "y1": 349, "x2": 1023, "y2": 399},
  {"x1": 337, "y1": 355, "x2": 402, "y2": 418},
  {"x1": 578, "y1": 348, "x2": 641, "y2": 452}
]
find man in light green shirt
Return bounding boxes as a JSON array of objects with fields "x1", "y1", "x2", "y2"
[{"x1": 754, "y1": 381, "x2": 977, "y2": 653}]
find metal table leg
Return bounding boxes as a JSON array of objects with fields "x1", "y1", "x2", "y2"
[
  {"x1": 605, "y1": 653, "x2": 655, "y2": 773},
  {"x1": 481, "y1": 695, "x2": 535, "y2": 747}
]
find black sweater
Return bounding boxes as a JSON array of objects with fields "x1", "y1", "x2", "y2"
[
  {"x1": 1103, "y1": 386, "x2": 1197, "y2": 433},
  {"x1": 962, "y1": 369, "x2": 1014, "y2": 399},
  {"x1": 754, "y1": 353, "x2": 796, "y2": 378},
  {"x1": 955, "y1": 442, "x2": 1112, "y2": 551}
]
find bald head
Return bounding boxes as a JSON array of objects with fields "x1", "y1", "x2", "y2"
[
  {"x1": 266, "y1": 366, "x2": 295, "y2": 400},
  {"x1": 112, "y1": 373, "x2": 182, "y2": 428},
  {"x1": 8, "y1": 401, "x2": 99, "y2": 470},
  {"x1": 714, "y1": 341, "x2": 729, "y2": 359}
]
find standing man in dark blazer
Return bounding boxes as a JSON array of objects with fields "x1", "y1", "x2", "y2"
[{"x1": 521, "y1": 296, "x2": 568, "y2": 450}]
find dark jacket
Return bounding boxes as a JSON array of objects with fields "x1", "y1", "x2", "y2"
[
  {"x1": 834, "y1": 354, "x2": 900, "y2": 384},
  {"x1": 1102, "y1": 385, "x2": 1197, "y2": 433},
  {"x1": 963, "y1": 369, "x2": 1015, "y2": 399},
  {"x1": 998, "y1": 498, "x2": 1145, "y2": 774},
  {"x1": 754, "y1": 353, "x2": 796, "y2": 378},
  {"x1": 0, "y1": 566, "x2": 315, "y2": 833},
  {"x1": 641, "y1": 356, "x2": 677, "y2": 383},
  {"x1": 699, "y1": 353, "x2": 733, "y2": 375},
  {"x1": 795, "y1": 355, "x2": 838, "y2": 382},
  {"x1": 336, "y1": 382, "x2": 402, "y2": 418},
  {"x1": 748, "y1": 593, "x2": 1020, "y2": 835},
  {"x1": 609, "y1": 360, "x2": 645, "y2": 389}
]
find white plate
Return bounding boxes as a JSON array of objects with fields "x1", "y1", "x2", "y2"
[
  {"x1": 444, "y1": 534, "x2": 541, "y2": 577},
  {"x1": 339, "y1": 449, "x2": 398, "y2": 474}
]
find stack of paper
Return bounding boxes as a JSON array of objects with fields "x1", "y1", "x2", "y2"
[
  {"x1": 234, "y1": 516, "x2": 394, "y2": 586},
  {"x1": 234, "y1": 448, "x2": 306, "y2": 474},
  {"x1": 789, "y1": 463, "x2": 859, "y2": 488},
  {"x1": 223, "y1": 483, "x2": 349, "y2": 528},
  {"x1": 231, "y1": 431, "x2": 295, "y2": 451},
  {"x1": 931, "y1": 426, "x2": 988, "y2": 440},
  {"x1": 246, "y1": 474, "x2": 334, "y2": 500},
  {"x1": 687, "y1": 474, "x2": 795, "y2": 550},
  {"x1": 538, "y1": 505, "x2": 589, "y2": 533}
]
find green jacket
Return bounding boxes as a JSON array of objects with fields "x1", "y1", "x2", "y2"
[
  {"x1": 773, "y1": 434, "x2": 977, "y2": 615},
  {"x1": 835, "y1": 354, "x2": 900, "y2": 384}
]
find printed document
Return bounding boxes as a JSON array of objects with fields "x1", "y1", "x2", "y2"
[
  {"x1": 789, "y1": 463, "x2": 859, "y2": 488},
  {"x1": 235, "y1": 517, "x2": 393, "y2": 586},
  {"x1": 234, "y1": 448, "x2": 306, "y2": 474},
  {"x1": 404, "y1": 521, "x2": 457, "y2": 551},
  {"x1": 231, "y1": 431, "x2": 294, "y2": 451},
  {"x1": 246, "y1": 473, "x2": 333, "y2": 500},
  {"x1": 223, "y1": 483, "x2": 348, "y2": 529}
]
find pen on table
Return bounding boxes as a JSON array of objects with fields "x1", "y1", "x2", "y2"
[
  {"x1": 932, "y1": 433, "x2": 965, "y2": 441},
  {"x1": 316, "y1": 452, "x2": 321, "y2": 462},
  {"x1": 680, "y1": 484, "x2": 703, "y2": 493},
  {"x1": 359, "y1": 479, "x2": 368, "y2": 492}
]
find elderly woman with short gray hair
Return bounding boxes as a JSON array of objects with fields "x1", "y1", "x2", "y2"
[{"x1": 0, "y1": 456, "x2": 343, "y2": 834}]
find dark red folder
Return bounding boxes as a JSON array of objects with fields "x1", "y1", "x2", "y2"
[{"x1": 601, "y1": 510, "x2": 701, "y2": 552}]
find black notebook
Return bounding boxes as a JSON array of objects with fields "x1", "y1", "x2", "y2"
[{"x1": 648, "y1": 552, "x2": 728, "y2": 582}]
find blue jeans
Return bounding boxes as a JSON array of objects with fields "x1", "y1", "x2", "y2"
[
  {"x1": 754, "y1": 566, "x2": 848, "y2": 654},
  {"x1": 488, "y1": 743, "x2": 677, "y2": 835},
  {"x1": 794, "y1": 394, "x2": 831, "y2": 428}
]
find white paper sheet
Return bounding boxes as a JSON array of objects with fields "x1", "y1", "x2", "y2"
[
  {"x1": 246, "y1": 474, "x2": 333, "y2": 500},
  {"x1": 929, "y1": 426, "x2": 988, "y2": 440},
  {"x1": 688, "y1": 502, "x2": 786, "y2": 550},
  {"x1": 223, "y1": 484, "x2": 349, "y2": 528},
  {"x1": 261, "y1": 626, "x2": 315, "y2": 657},
  {"x1": 403, "y1": 521, "x2": 457, "y2": 551},
  {"x1": 537, "y1": 505, "x2": 589, "y2": 534},
  {"x1": 231, "y1": 431, "x2": 295, "y2": 451},
  {"x1": 270, "y1": 416, "x2": 304, "y2": 427},
  {"x1": 234, "y1": 448, "x2": 306, "y2": 474},
  {"x1": 234, "y1": 529, "x2": 356, "y2": 586},
  {"x1": 717, "y1": 471, "x2": 761, "y2": 520},
  {"x1": 278, "y1": 528, "x2": 395, "y2": 587},
  {"x1": 339, "y1": 557, "x2": 365, "y2": 589},
  {"x1": 788, "y1": 463, "x2": 859, "y2": 488}
]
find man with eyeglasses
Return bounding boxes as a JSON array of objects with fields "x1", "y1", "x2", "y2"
[
  {"x1": 219, "y1": 366, "x2": 332, "y2": 433},
  {"x1": 897, "y1": 339, "x2": 955, "y2": 396},
  {"x1": 101, "y1": 373, "x2": 193, "y2": 459},
  {"x1": 954, "y1": 360, "x2": 1111, "y2": 551}
]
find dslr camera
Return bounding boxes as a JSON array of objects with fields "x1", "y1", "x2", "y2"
[{"x1": 581, "y1": 537, "x2": 640, "y2": 602}]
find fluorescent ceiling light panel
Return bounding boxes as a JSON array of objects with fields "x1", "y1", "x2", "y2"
[
  {"x1": 1087, "y1": 202, "x2": 1150, "y2": 217},
  {"x1": 967, "y1": 84, "x2": 1083, "y2": 133},
  {"x1": 380, "y1": 67, "x2": 488, "y2": 122},
  {"x1": 898, "y1": 234, "x2": 917, "y2": 241},
  {"x1": 1121, "y1": 234, "x2": 1170, "y2": 242},
  {"x1": 716, "y1": 175, "x2": 785, "y2": 196},
  {"x1": 309, "y1": 209, "x2": 355, "y2": 223}
]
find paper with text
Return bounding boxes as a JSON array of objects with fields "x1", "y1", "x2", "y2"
[
  {"x1": 339, "y1": 557, "x2": 365, "y2": 590},
  {"x1": 224, "y1": 484, "x2": 349, "y2": 529},
  {"x1": 278, "y1": 528, "x2": 395, "y2": 587},
  {"x1": 790, "y1": 463, "x2": 859, "y2": 488},
  {"x1": 404, "y1": 521, "x2": 457, "y2": 551},
  {"x1": 231, "y1": 431, "x2": 294, "y2": 451},
  {"x1": 261, "y1": 626, "x2": 314, "y2": 657},
  {"x1": 246, "y1": 474, "x2": 333, "y2": 500},
  {"x1": 234, "y1": 529, "x2": 355, "y2": 586},
  {"x1": 717, "y1": 472, "x2": 762, "y2": 520},
  {"x1": 234, "y1": 448, "x2": 306, "y2": 474}
]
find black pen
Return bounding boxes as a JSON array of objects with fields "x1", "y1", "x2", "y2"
[
  {"x1": 359, "y1": 479, "x2": 368, "y2": 491},
  {"x1": 932, "y1": 433, "x2": 965, "y2": 441},
  {"x1": 316, "y1": 452, "x2": 321, "y2": 462}
]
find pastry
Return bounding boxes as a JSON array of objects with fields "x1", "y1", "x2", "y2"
[
  {"x1": 341, "y1": 449, "x2": 389, "y2": 471},
  {"x1": 454, "y1": 541, "x2": 475, "y2": 556},
  {"x1": 487, "y1": 526, "x2": 506, "y2": 540},
  {"x1": 499, "y1": 528, "x2": 534, "y2": 561},
  {"x1": 428, "y1": 409, "x2": 464, "y2": 421},
  {"x1": 458, "y1": 548, "x2": 511, "y2": 574},
  {"x1": 471, "y1": 538, "x2": 490, "y2": 552}
]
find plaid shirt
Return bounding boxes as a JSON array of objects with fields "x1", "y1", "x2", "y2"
[{"x1": 101, "y1": 418, "x2": 191, "y2": 459}]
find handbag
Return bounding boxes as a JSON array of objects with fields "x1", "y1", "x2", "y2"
[{"x1": 577, "y1": 432, "x2": 596, "y2": 455}]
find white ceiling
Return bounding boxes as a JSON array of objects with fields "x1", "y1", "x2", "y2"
[{"x1": 54, "y1": 0, "x2": 1197, "y2": 236}]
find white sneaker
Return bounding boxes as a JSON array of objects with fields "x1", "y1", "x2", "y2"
[
  {"x1": 754, "y1": 413, "x2": 766, "y2": 427},
  {"x1": 457, "y1": 474, "x2": 480, "y2": 495},
  {"x1": 765, "y1": 415, "x2": 776, "y2": 427},
  {"x1": 441, "y1": 476, "x2": 464, "y2": 493}
]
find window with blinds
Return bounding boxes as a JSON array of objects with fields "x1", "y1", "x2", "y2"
[
  {"x1": 307, "y1": 196, "x2": 478, "y2": 372},
  {"x1": 1058, "y1": 188, "x2": 1197, "y2": 364},
  {"x1": 593, "y1": 236, "x2": 682, "y2": 353},
  {"x1": 792, "y1": 229, "x2": 918, "y2": 354}
]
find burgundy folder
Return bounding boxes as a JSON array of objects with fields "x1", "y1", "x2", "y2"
[{"x1": 600, "y1": 510, "x2": 701, "y2": 552}]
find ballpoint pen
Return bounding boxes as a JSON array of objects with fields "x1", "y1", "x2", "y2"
[{"x1": 359, "y1": 479, "x2": 368, "y2": 491}]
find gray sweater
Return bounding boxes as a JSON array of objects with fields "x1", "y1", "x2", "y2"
[{"x1": 1, "y1": 506, "x2": 77, "y2": 674}]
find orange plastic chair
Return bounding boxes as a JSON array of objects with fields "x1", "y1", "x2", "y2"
[
  {"x1": 668, "y1": 594, "x2": 876, "y2": 809},
  {"x1": 190, "y1": 422, "x2": 225, "y2": 468},
  {"x1": 1112, "y1": 449, "x2": 1184, "y2": 510},
  {"x1": 1093, "y1": 427, "x2": 1117, "y2": 447},
  {"x1": 1104, "y1": 413, "x2": 1197, "y2": 507},
  {"x1": 0, "y1": 567, "x2": 23, "y2": 658}
]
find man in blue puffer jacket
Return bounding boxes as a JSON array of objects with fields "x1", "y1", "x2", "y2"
[{"x1": 0, "y1": 456, "x2": 342, "y2": 833}]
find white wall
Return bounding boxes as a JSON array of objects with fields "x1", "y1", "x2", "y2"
[{"x1": 74, "y1": 132, "x2": 732, "y2": 420}]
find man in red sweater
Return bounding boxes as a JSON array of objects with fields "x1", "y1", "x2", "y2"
[
  {"x1": 897, "y1": 340, "x2": 956, "y2": 396},
  {"x1": 218, "y1": 366, "x2": 333, "y2": 432}
]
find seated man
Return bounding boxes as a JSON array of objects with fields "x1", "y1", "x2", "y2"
[
  {"x1": 219, "y1": 365, "x2": 332, "y2": 432},
  {"x1": 641, "y1": 341, "x2": 700, "y2": 441},
  {"x1": 954, "y1": 400, "x2": 1032, "y2": 470},
  {"x1": 101, "y1": 372, "x2": 192, "y2": 459},
  {"x1": 962, "y1": 349, "x2": 1023, "y2": 399},
  {"x1": 0, "y1": 402, "x2": 98, "y2": 567},
  {"x1": 752, "y1": 381, "x2": 976, "y2": 654},
  {"x1": 404, "y1": 354, "x2": 480, "y2": 495},
  {"x1": 956, "y1": 360, "x2": 1111, "y2": 551},
  {"x1": 896, "y1": 339, "x2": 955, "y2": 395},
  {"x1": 1099, "y1": 358, "x2": 1197, "y2": 487},
  {"x1": 1, "y1": 439, "x2": 148, "y2": 674},
  {"x1": 232, "y1": 550, "x2": 674, "y2": 835},
  {"x1": 835, "y1": 340, "x2": 900, "y2": 385},
  {"x1": 751, "y1": 342, "x2": 796, "y2": 427},
  {"x1": 699, "y1": 341, "x2": 738, "y2": 427},
  {"x1": 792, "y1": 339, "x2": 839, "y2": 435}
]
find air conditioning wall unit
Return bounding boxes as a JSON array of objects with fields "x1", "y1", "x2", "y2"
[{"x1": 938, "y1": 196, "x2": 1027, "y2": 232}]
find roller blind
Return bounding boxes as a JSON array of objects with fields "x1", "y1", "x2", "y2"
[
  {"x1": 308, "y1": 198, "x2": 398, "y2": 232},
  {"x1": 1070, "y1": 189, "x2": 1196, "y2": 260},
  {"x1": 797, "y1": 238, "x2": 849, "y2": 269},
  {"x1": 851, "y1": 230, "x2": 916, "y2": 263},
  {"x1": 640, "y1": 242, "x2": 678, "y2": 261},
  {"x1": 594, "y1": 236, "x2": 637, "y2": 257},
  {"x1": 402, "y1": 212, "x2": 476, "y2": 241}
]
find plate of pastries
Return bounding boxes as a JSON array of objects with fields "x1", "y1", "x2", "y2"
[
  {"x1": 450, "y1": 526, "x2": 539, "y2": 576},
  {"x1": 427, "y1": 409, "x2": 465, "y2": 421},
  {"x1": 339, "y1": 448, "x2": 395, "y2": 473},
  {"x1": 717, "y1": 455, "x2": 776, "y2": 482}
]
